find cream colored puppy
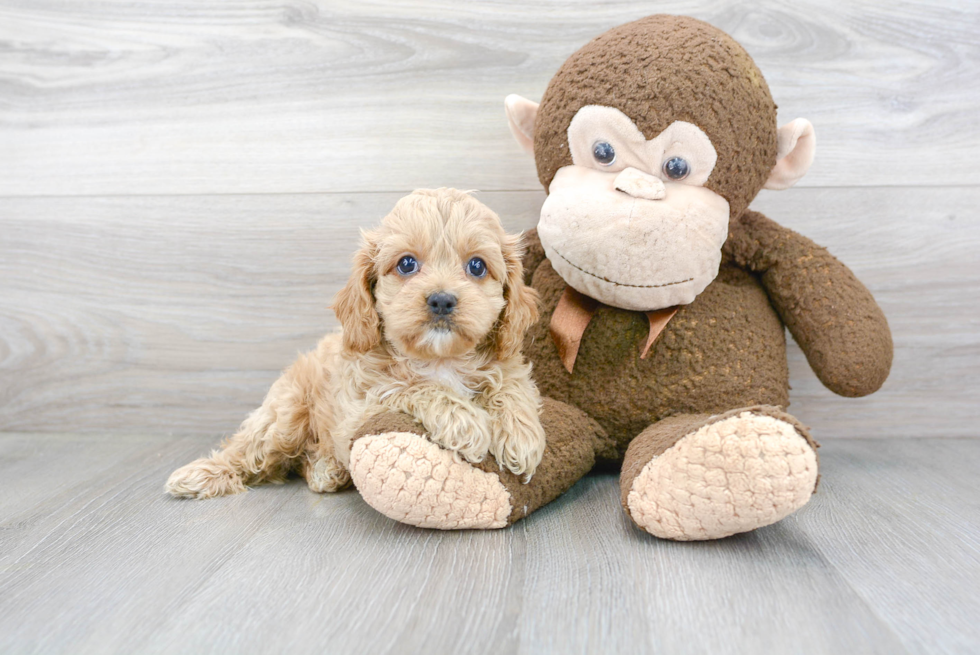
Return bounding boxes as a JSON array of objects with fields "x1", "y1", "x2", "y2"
[{"x1": 166, "y1": 189, "x2": 544, "y2": 499}]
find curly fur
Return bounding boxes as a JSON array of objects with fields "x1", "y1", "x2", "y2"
[{"x1": 166, "y1": 188, "x2": 545, "y2": 499}]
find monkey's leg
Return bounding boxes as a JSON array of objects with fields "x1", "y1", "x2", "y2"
[
  {"x1": 348, "y1": 398, "x2": 607, "y2": 529},
  {"x1": 621, "y1": 406, "x2": 819, "y2": 541}
]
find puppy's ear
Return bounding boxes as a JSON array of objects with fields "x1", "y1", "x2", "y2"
[
  {"x1": 333, "y1": 230, "x2": 381, "y2": 354},
  {"x1": 495, "y1": 233, "x2": 540, "y2": 360}
]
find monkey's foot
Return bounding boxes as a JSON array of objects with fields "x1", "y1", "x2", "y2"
[
  {"x1": 622, "y1": 408, "x2": 819, "y2": 541},
  {"x1": 350, "y1": 431, "x2": 512, "y2": 529}
]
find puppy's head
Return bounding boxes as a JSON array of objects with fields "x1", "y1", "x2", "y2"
[{"x1": 333, "y1": 188, "x2": 538, "y2": 361}]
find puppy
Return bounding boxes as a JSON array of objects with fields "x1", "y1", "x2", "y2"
[{"x1": 166, "y1": 188, "x2": 545, "y2": 499}]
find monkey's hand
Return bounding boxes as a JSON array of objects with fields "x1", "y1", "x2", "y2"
[{"x1": 728, "y1": 210, "x2": 893, "y2": 397}]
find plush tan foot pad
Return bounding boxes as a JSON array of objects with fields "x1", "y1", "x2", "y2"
[
  {"x1": 627, "y1": 412, "x2": 818, "y2": 541},
  {"x1": 350, "y1": 432, "x2": 512, "y2": 529}
]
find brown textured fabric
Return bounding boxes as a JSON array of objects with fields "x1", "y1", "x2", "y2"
[
  {"x1": 472, "y1": 398, "x2": 611, "y2": 525},
  {"x1": 551, "y1": 288, "x2": 678, "y2": 372},
  {"x1": 352, "y1": 411, "x2": 426, "y2": 442},
  {"x1": 533, "y1": 15, "x2": 778, "y2": 219},
  {"x1": 523, "y1": 229, "x2": 792, "y2": 455},
  {"x1": 618, "y1": 406, "x2": 819, "y2": 512},
  {"x1": 520, "y1": 226, "x2": 548, "y2": 287},
  {"x1": 352, "y1": 399, "x2": 611, "y2": 527},
  {"x1": 520, "y1": 215, "x2": 892, "y2": 455},
  {"x1": 724, "y1": 211, "x2": 894, "y2": 397}
]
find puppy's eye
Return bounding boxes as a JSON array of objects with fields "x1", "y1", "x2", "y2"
[
  {"x1": 396, "y1": 255, "x2": 419, "y2": 276},
  {"x1": 663, "y1": 156, "x2": 690, "y2": 180},
  {"x1": 592, "y1": 141, "x2": 616, "y2": 166},
  {"x1": 466, "y1": 257, "x2": 487, "y2": 278}
]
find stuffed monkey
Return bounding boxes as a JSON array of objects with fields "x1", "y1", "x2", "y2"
[{"x1": 347, "y1": 15, "x2": 892, "y2": 540}]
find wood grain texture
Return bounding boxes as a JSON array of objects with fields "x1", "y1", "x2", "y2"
[
  {"x1": 1, "y1": 187, "x2": 976, "y2": 438},
  {"x1": 1, "y1": 3, "x2": 976, "y2": 653},
  {"x1": 1, "y1": 0, "x2": 978, "y2": 195},
  {"x1": 797, "y1": 438, "x2": 980, "y2": 654},
  {"x1": 0, "y1": 433, "x2": 977, "y2": 654}
]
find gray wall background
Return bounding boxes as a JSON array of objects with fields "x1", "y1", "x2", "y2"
[{"x1": 1, "y1": 0, "x2": 977, "y2": 438}]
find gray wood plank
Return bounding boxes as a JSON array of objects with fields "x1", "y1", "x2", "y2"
[
  {"x1": 1, "y1": 434, "x2": 977, "y2": 654},
  {"x1": 0, "y1": 432, "x2": 523, "y2": 655},
  {"x1": 795, "y1": 438, "x2": 980, "y2": 655},
  {"x1": 516, "y1": 477, "x2": 908, "y2": 655},
  {"x1": 0, "y1": 435, "x2": 306, "y2": 654},
  {"x1": 140, "y1": 494, "x2": 525, "y2": 655},
  {"x1": 0, "y1": 433, "x2": 162, "y2": 520},
  {"x1": 1, "y1": 0, "x2": 978, "y2": 195},
  {"x1": 1, "y1": 187, "x2": 976, "y2": 438}
]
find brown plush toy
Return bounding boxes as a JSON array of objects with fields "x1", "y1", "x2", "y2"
[{"x1": 348, "y1": 14, "x2": 893, "y2": 540}]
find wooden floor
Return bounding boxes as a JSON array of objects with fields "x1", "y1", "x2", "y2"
[
  {"x1": 2, "y1": 1, "x2": 980, "y2": 653},
  {"x1": 0, "y1": 434, "x2": 977, "y2": 654}
]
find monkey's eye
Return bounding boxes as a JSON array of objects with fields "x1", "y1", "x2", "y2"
[
  {"x1": 466, "y1": 257, "x2": 487, "y2": 278},
  {"x1": 663, "y1": 157, "x2": 690, "y2": 180},
  {"x1": 396, "y1": 255, "x2": 419, "y2": 276},
  {"x1": 592, "y1": 141, "x2": 616, "y2": 166}
]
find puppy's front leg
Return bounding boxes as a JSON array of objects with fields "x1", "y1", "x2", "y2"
[
  {"x1": 385, "y1": 385, "x2": 493, "y2": 465},
  {"x1": 484, "y1": 362, "x2": 546, "y2": 480}
]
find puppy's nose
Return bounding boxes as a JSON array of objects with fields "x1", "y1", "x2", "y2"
[{"x1": 427, "y1": 292, "x2": 457, "y2": 316}]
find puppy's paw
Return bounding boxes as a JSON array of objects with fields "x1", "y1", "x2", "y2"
[
  {"x1": 165, "y1": 457, "x2": 247, "y2": 499},
  {"x1": 490, "y1": 409, "x2": 546, "y2": 480},
  {"x1": 303, "y1": 455, "x2": 351, "y2": 493},
  {"x1": 422, "y1": 397, "x2": 493, "y2": 465}
]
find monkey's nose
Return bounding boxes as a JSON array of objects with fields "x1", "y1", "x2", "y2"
[
  {"x1": 614, "y1": 167, "x2": 666, "y2": 200},
  {"x1": 427, "y1": 292, "x2": 457, "y2": 316}
]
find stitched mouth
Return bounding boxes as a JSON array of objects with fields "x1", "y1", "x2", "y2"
[{"x1": 552, "y1": 248, "x2": 693, "y2": 289}]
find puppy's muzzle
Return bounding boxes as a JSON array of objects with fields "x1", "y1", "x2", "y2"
[{"x1": 427, "y1": 292, "x2": 457, "y2": 316}]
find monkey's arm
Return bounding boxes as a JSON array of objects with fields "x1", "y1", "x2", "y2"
[
  {"x1": 725, "y1": 210, "x2": 893, "y2": 397},
  {"x1": 520, "y1": 228, "x2": 547, "y2": 285}
]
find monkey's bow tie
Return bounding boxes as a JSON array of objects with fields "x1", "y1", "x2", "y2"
[{"x1": 549, "y1": 286, "x2": 679, "y2": 374}]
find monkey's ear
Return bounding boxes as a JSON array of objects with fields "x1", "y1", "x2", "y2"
[
  {"x1": 505, "y1": 94, "x2": 539, "y2": 155},
  {"x1": 764, "y1": 119, "x2": 816, "y2": 190}
]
